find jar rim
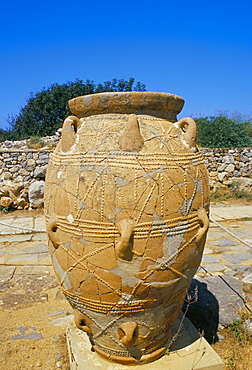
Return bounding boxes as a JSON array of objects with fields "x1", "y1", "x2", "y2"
[{"x1": 68, "y1": 91, "x2": 184, "y2": 122}]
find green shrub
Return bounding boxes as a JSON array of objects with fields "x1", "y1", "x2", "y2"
[
  {"x1": 196, "y1": 115, "x2": 252, "y2": 148},
  {"x1": 229, "y1": 316, "x2": 252, "y2": 345},
  {"x1": 0, "y1": 205, "x2": 15, "y2": 214}
]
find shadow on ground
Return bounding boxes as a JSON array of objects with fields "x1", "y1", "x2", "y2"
[{"x1": 183, "y1": 278, "x2": 219, "y2": 344}]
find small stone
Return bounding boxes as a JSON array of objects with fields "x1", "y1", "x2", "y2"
[
  {"x1": 243, "y1": 319, "x2": 252, "y2": 333},
  {"x1": 13, "y1": 197, "x2": 27, "y2": 208},
  {"x1": 0, "y1": 188, "x2": 9, "y2": 196},
  {"x1": 56, "y1": 361, "x2": 63, "y2": 368},
  {"x1": 223, "y1": 155, "x2": 235, "y2": 164},
  {"x1": 243, "y1": 273, "x2": 252, "y2": 283},
  {"x1": 203, "y1": 248, "x2": 213, "y2": 255},
  {"x1": 0, "y1": 196, "x2": 13, "y2": 207},
  {"x1": 10, "y1": 332, "x2": 43, "y2": 340},
  {"x1": 35, "y1": 361, "x2": 43, "y2": 367},
  {"x1": 217, "y1": 164, "x2": 226, "y2": 172},
  {"x1": 226, "y1": 164, "x2": 235, "y2": 172},
  {"x1": 9, "y1": 165, "x2": 21, "y2": 173},
  {"x1": 27, "y1": 158, "x2": 35, "y2": 166},
  {"x1": 51, "y1": 315, "x2": 74, "y2": 327},
  {"x1": 28, "y1": 180, "x2": 44, "y2": 208},
  {"x1": 34, "y1": 165, "x2": 47, "y2": 179}
]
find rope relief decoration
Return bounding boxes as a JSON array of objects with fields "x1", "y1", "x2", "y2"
[{"x1": 44, "y1": 92, "x2": 209, "y2": 365}]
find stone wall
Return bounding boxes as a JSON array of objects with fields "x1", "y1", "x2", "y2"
[
  {"x1": 0, "y1": 149, "x2": 51, "y2": 209},
  {"x1": 201, "y1": 148, "x2": 252, "y2": 182},
  {"x1": 0, "y1": 143, "x2": 251, "y2": 209},
  {"x1": 0, "y1": 135, "x2": 59, "y2": 209}
]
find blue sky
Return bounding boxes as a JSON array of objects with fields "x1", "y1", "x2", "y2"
[{"x1": 1, "y1": 0, "x2": 252, "y2": 130}]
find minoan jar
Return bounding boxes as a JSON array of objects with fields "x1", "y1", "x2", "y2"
[{"x1": 44, "y1": 92, "x2": 209, "y2": 365}]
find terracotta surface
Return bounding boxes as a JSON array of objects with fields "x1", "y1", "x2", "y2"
[{"x1": 44, "y1": 91, "x2": 209, "y2": 364}]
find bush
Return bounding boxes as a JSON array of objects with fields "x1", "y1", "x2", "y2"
[
  {"x1": 195, "y1": 115, "x2": 252, "y2": 148},
  {"x1": 0, "y1": 128, "x2": 8, "y2": 142}
]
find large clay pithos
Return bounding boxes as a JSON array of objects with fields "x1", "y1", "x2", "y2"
[{"x1": 44, "y1": 92, "x2": 209, "y2": 365}]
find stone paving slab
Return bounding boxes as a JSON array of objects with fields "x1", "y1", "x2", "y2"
[
  {"x1": 202, "y1": 256, "x2": 222, "y2": 264},
  {"x1": 0, "y1": 215, "x2": 45, "y2": 235},
  {"x1": 210, "y1": 204, "x2": 252, "y2": 221},
  {"x1": 0, "y1": 234, "x2": 33, "y2": 243},
  {"x1": 0, "y1": 265, "x2": 16, "y2": 282},
  {"x1": 32, "y1": 232, "x2": 48, "y2": 241},
  {"x1": 23, "y1": 242, "x2": 49, "y2": 254},
  {"x1": 0, "y1": 217, "x2": 34, "y2": 235},
  {"x1": 3, "y1": 253, "x2": 51, "y2": 266},
  {"x1": 34, "y1": 217, "x2": 46, "y2": 231},
  {"x1": 16, "y1": 265, "x2": 51, "y2": 275},
  {"x1": 188, "y1": 276, "x2": 246, "y2": 328},
  {"x1": 7, "y1": 254, "x2": 40, "y2": 263}
]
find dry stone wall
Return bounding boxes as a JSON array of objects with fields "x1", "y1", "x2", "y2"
[
  {"x1": 201, "y1": 148, "x2": 252, "y2": 182},
  {"x1": 0, "y1": 135, "x2": 59, "y2": 209},
  {"x1": 0, "y1": 140, "x2": 251, "y2": 209}
]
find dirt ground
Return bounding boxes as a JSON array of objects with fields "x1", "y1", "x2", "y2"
[
  {"x1": 213, "y1": 327, "x2": 252, "y2": 370},
  {"x1": 0, "y1": 288, "x2": 71, "y2": 370}
]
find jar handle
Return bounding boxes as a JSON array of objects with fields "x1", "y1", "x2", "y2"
[
  {"x1": 119, "y1": 114, "x2": 144, "y2": 151},
  {"x1": 47, "y1": 216, "x2": 60, "y2": 249},
  {"x1": 196, "y1": 208, "x2": 209, "y2": 243},
  {"x1": 175, "y1": 117, "x2": 197, "y2": 150},
  {"x1": 61, "y1": 115, "x2": 81, "y2": 152},
  {"x1": 118, "y1": 322, "x2": 138, "y2": 346},
  {"x1": 115, "y1": 219, "x2": 136, "y2": 261}
]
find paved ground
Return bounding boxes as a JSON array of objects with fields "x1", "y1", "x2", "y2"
[
  {"x1": 0, "y1": 204, "x2": 251, "y2": 369},
  {"x1": 210, "y1": 204, "x2": 252, "y2": 222}
]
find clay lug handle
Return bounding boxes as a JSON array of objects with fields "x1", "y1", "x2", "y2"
[
  {"x1": 119, "y1": 114, "x2": 144, "y2": 151},
  {"x1": 61, "y1": 115, "x2": 81, "y2": 152},
  {"x1": 47, "y1": 216, "x2": 60, "y2": 249},
  {"x1": 115, "y1": 219, "x2": 136, "y2": 261},
  {"x1": 196, "y1": 208, "x2": 209, "y2": 243},
  {"x1": 175, "y1": 117, "x2": 197, "y2": 150},
  {"x1": 74, "y1": 309, "x2": 93, "y2": 335},
  {"x1": 118, "y1": 322, "x2": 138, "y2": 346}
]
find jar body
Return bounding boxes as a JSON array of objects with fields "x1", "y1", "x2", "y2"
[{"x1": 44, "y1": 92, "x2": 209, "y2": 365}]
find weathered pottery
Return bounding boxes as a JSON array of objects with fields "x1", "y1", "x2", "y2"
[{"x1": 44, "y1": 92, "x2": 209, "y2": 365}]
